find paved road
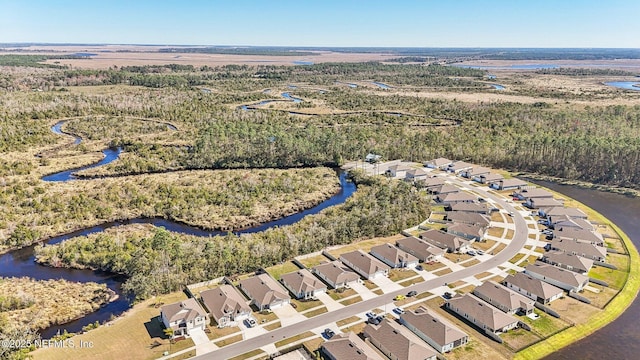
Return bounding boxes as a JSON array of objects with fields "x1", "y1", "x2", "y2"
[{"x1": 193, "y1": 174, "x2": 529, "y2": 360}]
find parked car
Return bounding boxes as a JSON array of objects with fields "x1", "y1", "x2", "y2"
[
  {"x1": 324, "y1": 328, "x2": 335, "y2": 339},
  {"x1": 466, "y1": 250, "x2": 476, "y2": 256},
  {"x1": 476, "y1": 250, "x2": 485, "y2": 255},
  {"x1": 290, "y1": 303, "x2": 297, "y2": 309},
  {"x1": 508, "y1": 212, "x2": 515, "y2": 217},
  {"x1": 366, "y1": 312, "x2": 376, "y2": 319},
  {"x1": 443, "y1": 292, "x2": 453, "y2": 299},
  {"x1": 407, "y1": 290, "x2": 418, "y2": 297},
  {"x1": 393, "y1": 307, "x2": 405, "y2": 315},
  {"x1": 415, "y1": 265, "x2": 423, "y2": 271},
  {"x1": 368, "y1": 317, "x2": 381, "y2": 325},
  {"x1": 394, "y1": 295, "x2": 406, "y2": 301},
  {"x1": 245, "y1": 318, "x2": 257, "y2": 328}
]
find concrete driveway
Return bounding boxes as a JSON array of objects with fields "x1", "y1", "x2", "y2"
[
  {"x1": 349, "y1": 281, "x2": 376, "y2": 300},
  {"x1": 272, "y1": 304, "x2": 307, "y2": 326},
  {"x1": 370, "y1": 275, "x2": 403, "y2": 293},
  {"x1": 315, "y1": 291, "x2": 344, "y2": 312}
]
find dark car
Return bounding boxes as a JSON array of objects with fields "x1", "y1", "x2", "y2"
[
  {"x1": 368, "y1": 317, "x2": 381, "y2": 325},
  {"x1": 443, "y1": 291, "x2": 453, "y2": 299},
  {"x1": 407, "y1": 290, "x2": 418, "y2": 297},
  {"x1": 324, "y1": 328, "x2": 335, "y2": 339}
]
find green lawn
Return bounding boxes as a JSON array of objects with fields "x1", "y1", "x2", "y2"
[
  {"x1": 519, "y1": 310, "x2": 571, "y2": 337},
  {"x1": 265, "y1": 261, "x2": 300, "y2": 280},
  {"x1": 588, "y1": 266, "x2": 628, "y2": 290}
]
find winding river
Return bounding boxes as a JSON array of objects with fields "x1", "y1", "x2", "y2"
[
  {"x1": 0, "y1": 121, "x2": 355, "y2": 338},
  {"x1": 604, "y1": 81, "x2": 640, "y2": 91}
]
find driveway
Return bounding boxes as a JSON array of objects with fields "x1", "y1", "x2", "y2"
[
  {"x1": 315, "y1": 291, "x2": 344, "y2": 312},
  {"x1": 370, "y1": 275, "x2": 403, "y2": 293},
  {"x1": 349, "y1": 281, "x2": 376, "y2": 300},
  {"x1": 272, "y1": 304, "x2": 307, "y2": 326}
]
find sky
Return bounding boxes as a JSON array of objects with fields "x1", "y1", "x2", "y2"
[{"x1": 1, "y1": 0, "x2": 638, "y2": 48}]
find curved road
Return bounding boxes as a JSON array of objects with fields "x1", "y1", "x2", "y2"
[{"x1": 193, "y1": 172, "x2": 529, "y2": 359}]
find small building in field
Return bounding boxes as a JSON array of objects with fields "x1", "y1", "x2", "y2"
[
  {"x1": 340, "y1": 250, "x2": 391, "y2": 279},
  {"x1": 280, "y1": 268, "x2": 327, "y2": 300},
  {"x1": 396, "y1": 236, "x2": 445, "y2": 263},
  {"x1": 445, "y1": 294, "x2": 519, "y2": 334},
  {"x1": 321, "y1": 332, "x2": 385, "y2": 360},
  {"x1": 524, "y1": 261, "x2": 589, "y2": 292},
  {"x1": 370, "y1": 243, "x2": 419, "y2": 268},
  {"x1": 200, "y1": 285, "x2": 251, "y2": 328},
  {"x1": 400, "y1": 306, "x2": 468, "y2": 354},
  {"x1": 160, "y1": 298, "x2": 208, "y2": 338},
  {"x1": 473, "y1": 281, "x2": 535, "y2": 315},
  {"x1": 312, "y1": 261, "x2": 360, "y2": 289},
  {"x1": 363, "y1": 319, "x2": 437, "y2": 360},
  {"x1": 502, "y1": 272, "x2": 564, "y2": 304},
  {"x1": 386, "y1": 163, "x2": 415, "y2": 178},
  {"x1": 238, "y1": 273, "x2": 291, "y2": 311},
  {"x1": 541, "y1": 251, "x2": 594, "y2": 274}
]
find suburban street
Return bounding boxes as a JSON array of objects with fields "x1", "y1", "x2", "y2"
[{"x1": 192, "y1": 172, "x2": 530, "y2": 360}]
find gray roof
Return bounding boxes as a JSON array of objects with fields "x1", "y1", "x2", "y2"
[
  {"x1": 447, "y1": 161, "x2": 474, "y2": 172},
  {"x1": 473, "y1": 281, "x2": 534, "y2": 313},
  {"x1": 542, "y1": 251, "x2": 594, "y2": 273},
  {"x1": 201, "y1": 285, "x2": 251, "y2": 323},
  {"x1": 551, "y1": 216, "x2": 593, "y2": 231},
  {"x1": 161, "y1": 298, "x2": 207, "y2": 324},
  {"x1": 400, "y1": 306, "x2": 467, "y2": 347},
  {"x1": 447, "y1": 293, "x2": 518, "y2": 331},
  {"x1": 427, "y1": 158, "x2": 452, "y2": 167},
  {"x1": 466, "y1": 166, "x2": 491, "y2": 176},
  {"x1": 340, "y1": 250, "x2": 391, "y2": 276},
  {"x1": 545, "y1": 207, "x2": 588, "y2": 219},
  {"x1": 370, "y1": 243, "x2": 418, "y2": 265},
  {"x1": 363, "y1": 319, "x2": 436, "y2": 360},
  {"x1": 515, "y1": 188, "x2": 554, "y2": 199},
  {"x1": 406, "y1": 168, "x2": 429, "y2": 177},
  {"x1": 449, "y1": 202, "x2": 489, "y2": 213},
  {"x1": 550, "y1": 239, "x2": 607, "y2": 260},
  {"x1": 529, "y1": 198, "x2": 564, "y2": 209},
  {"x1": 553, "y1": 227, "x2": 603, "y2": 245},
  {"x1": 432, "y1": 184, "x2": 460, "y2": 194},
  {"x1": 396, "y1": 236, "x2": 445, "y2": 260},
  {"x1": 524, "y1": 261, "x2": 589, "y2": 289},
  {"x1": 418, "y1": 177, "x2": 445, "y2": 188},
  {"x1": 312, "y1": 261, "x2": 359, "y2": 286},
  {"x1": 322, "y1": 332, "x2": 385, "y2": 360},
  {"x1": 439, "y1": 192, "x2": 477, "y2": 203},
  {"x1": 499, "y1": 178, "x2": 528, "y2": 188},
  {"x1": 445, "y1": 211, "x2": 490, "y2": 227},
  {"x1": 447, "y1": 222, "x2": 485, "y2": 238},
  {"x1": 280, "y1": 269, "x2": 326, "y2": 295},
  {"x1": 238, "y1": 273, "x2": 290, "y2": 306},
  {"x1": 419, "y1": 229, "x2": 469, "y2": 251},
  {"x1": 481, "y1": 173, "x2": 504, "y2": 182},
  {"x1": 503, "y1": 272, "x2": 564, "y2": 300}
]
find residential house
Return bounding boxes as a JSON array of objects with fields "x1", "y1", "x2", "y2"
[
  {"x1": 460, "y1": 166, "x2": 491, "y2": 180},
  {"x1": 370, "y1": 243, "x2": 419, "y2": 268},
  {"x1": 549, "y1": 215, "x2": 594, "y2": 231},
  {"x1": 340, "y1": 250, "x2": 391, "y2": 279},
  {"x1": 503, "y1": 272, "x2": 564, "y2": 304},
  {"x1": 446, "y1": 294, "x2": 519, "y2": 334},
  {"x1": 472, "y1": 281, "x2": 534, "y2": 315},
  {"x1": 400, "y1": 306, "x2": 468, "y2": 353},
  {"x1": 312, "y1": 261, "x2": 360, "y2": 289},
  {"x1": 528, "y1": 198, "x2": 564, "y2": 213},
  {"x1": 160, "y1": 298, "x2": 208, "y2": 338},
  {"x1": 405, "y1": 168, "x2": 430, "y2": 182},
  {"x1": 386, "y1": 163, "x2": 415, "y2": 178},
  {"x1": 447, "y1": 223, "x2": 485, "y2": 242},
  {"x1": 524, "y1": 261, "x2": 589, "y2": 292},
  {"x1": 425, "y1": 157, "x2": 452, "y2": 169},
  {"x1": 321, "y1": 332, "x2": 385, "y2": 360},
  {"x1": 396, "y1": 236, "x2": 445, "y2": 263},
  {"x1": 449, "y1": 202, "x2": 490, "y2": 214},
  {"x1": 445, "y1": 211, "x2": 491, "y2": 227},
  {"x1": 492, "y1": 178, "x2": 528, "y2": 191},
  {"x1": 200, "y1": 285, "x2": 251, "y2": 328},
  {"x1": 478, "y1": 173, "x2": 504, "y2": 184},
  {"x1": 416, "y1": 177, "x2": 445, "y2": 189},
  {"x1": 446, "y1": 161, "x2": 474, "y2": 174},
  {"x1": 238, "y1": 273, "x2": 291, "y2": 311},
  {"x1": 513, "y1": 188, "x2": 554, "y2": 201},
  {"x1": 419, "y1": 229, "x2": 470, "y2": 253},
  {"x1": 542, "y1": 251, "x2": 594, "y2": 274},
  {"x1": 363, "y1": 319, "x2": 437, "y2": 360},
  {"x1": 429, "y1": 184, "x2": 459, "y2": 195},
  {"x1": 549, "y1": 239, "x2": 607, "y2": 261},
  {"x1": 553, "y1": 226, "x2": 603, "y2": 246},
  {"x1": 545, "y1": 207, "x2": 588, "y2": 220},
  {"x1": 280, "y1": 269, "x2": 327, "y2": 300},
  {"x1": 436, "y1": 192, "x2": 477, "y2": 205}
]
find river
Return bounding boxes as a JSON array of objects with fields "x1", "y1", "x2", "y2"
[
  {"x1": 604, "y1": 81, "x2": 640, "y2": 91},
  {"x1": 533, "y1": 182, "x2": 640, "y2": 359}
]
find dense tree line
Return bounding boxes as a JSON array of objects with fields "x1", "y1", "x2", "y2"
[{"x1": 34, "y1": 176, "x2": 430, "y2": 299}]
